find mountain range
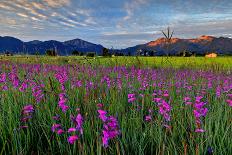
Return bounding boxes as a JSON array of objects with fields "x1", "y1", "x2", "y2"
[
  {"x1": 0, "y1": 35, "x2": 232, "y2": 56},
  {"x1": 0, "y1": 36, "x2": 104, "y2": 55},
  {"x1": 122, "y1": 35, "x2": 232, "y2": 56}
]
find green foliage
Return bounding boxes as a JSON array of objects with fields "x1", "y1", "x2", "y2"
[
  {"x1": 45, "y1": 49, "x2": 57, "y2": 56},
  {"x1": 86, "y1": 52, "x2": 95, "y2": 57},
  {"x1": 71, "y1": 50, "x2": 80, "y2": 56},
  {"x1": 102, "y1": 48, "x2": 111, "y2": 57}
]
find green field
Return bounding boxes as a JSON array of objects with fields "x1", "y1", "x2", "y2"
[
  {"x1": 1, "y1": 55, "x2": 232, "y2": 69},
  {"x1": 0, "y1": 56, "x2": 231, "y2": 154}
]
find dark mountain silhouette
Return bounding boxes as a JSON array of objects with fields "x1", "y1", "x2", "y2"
[
  {"x1": 121, "y1": 35, "x2": 232, "y2": 55},
  {"x1": 0, "y1": 36, "x2": 104, "y2": 55},
  {"x1": 0, "y1": 35, "x2": 232, "y2": 56}
]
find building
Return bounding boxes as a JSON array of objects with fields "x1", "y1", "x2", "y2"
[{"x1": 205, "y1": 52, "x2": 217, "y2": 58}]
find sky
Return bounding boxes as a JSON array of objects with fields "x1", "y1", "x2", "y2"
[{"x1": 0, "y1": 0, "x2": 232, "y2": 48}]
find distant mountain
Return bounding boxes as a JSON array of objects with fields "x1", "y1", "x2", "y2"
[
  {"x1": 121, "y1": 35, "x2": 232, "y2": 55},
  {"x1": 1, "y1": 35, "x2": 232, "y2": 56},
  {"x1": 0, "y1": 36, "x2": 104, "y2": 55}
]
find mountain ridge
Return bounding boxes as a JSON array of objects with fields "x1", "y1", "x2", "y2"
[
  {"x1": 0, "y1": 35, "x2": 232, "y2": 55},
  {"x1": 0, "y1": 36, "x2": 104, "y2": 55},
  {"x1": 122, "y1": 35, "x2": 232, "y2": 55}
]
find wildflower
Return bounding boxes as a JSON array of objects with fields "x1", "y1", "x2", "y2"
[
  {"x1": 58, "y1": 93, "x2": 69, "y2": 112},
  {"x1": 68, "y1": 128, "x2": 76, "y2": 133},
  {"x1": 98, "y1": 110, "x2": 108, "y2": 122},
  {"x1": 157, "y1": 100, "x2": 172, "y2": 121},
  {"x1": 22, "y1": 105, "x2": 34, "y2": 114},
  {"x1": 195, "y1": 128, "x2": 205, "y2": 133},
  {"x1": 193, "y1": 96, "x2": 208, "y2": 132},
  {"x1": 98, "y1": 109, "x2": 120, "y2": 148},
  {"x1": 70, "y1": 113, "x2": 84, "y2": 134},
  {"x1": 102, "y1": 130, "x2": 109, "y2": 147},
  {"x1": 97, "y1": 103, "x2": 104, "y2": 108},
  {"x1": 128, "y1": 93, "x2": 136, "y2": 103},
  {"x1": 68, "y1": 135, "x2": 78, "y2": 144},
  {"x1": 19, "y1": 125, "x2": 28, "y2": 129},
  {"x1": 57, "y1": 129, "x2": 64, "y2": 135},
  {"x1": 53, "y1": 115, "x2": 60, "y2": 120},
  {"x1": 145, "y1": 115, "x2": 152, "y2": 122},
  {"x1": 51, "y1": 124, "x2": 61, "y2": 132},
  {"x1": 19, "y1": 104, "x2": 35, "y2": 129},
  {"x1": 32, "y1": 84, "x2": 44, "y2": 103},
  {"x1": 226, "y1": 99, "x2": 232, "y2": 107}
]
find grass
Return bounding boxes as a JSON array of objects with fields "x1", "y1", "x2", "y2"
[
  {"x1": 1, "y1": 55, "x2": 232, "y2": 69},
  {"x1": 0, "y1": 56, "x2": 231, "y2": 154}
]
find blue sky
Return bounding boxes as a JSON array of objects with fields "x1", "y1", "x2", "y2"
[{"x1": 0, "y1": 0, "x2": 232, "y2": 48}]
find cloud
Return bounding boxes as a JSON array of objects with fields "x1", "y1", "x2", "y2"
[
  {"x1": 123, "y1": 0, "x2": 149, "y2": 21},
  {"x1": 43, "y1": 0, "x2": 71, "y2": 8},
  {"x1": 0, "y1": 2, "x2": 15, "y2": 11},
  {"x1": 17, "y1": 13, "x2": 28, "y2": 18},
  {"x1": 0, "y1": 17, "x2": 16, "y2": 25},
  {"x1": 31, "y1": 2, "x2": 46, "y2": 10}
]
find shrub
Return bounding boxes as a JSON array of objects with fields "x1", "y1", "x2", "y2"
[{"x1": 45, "y1": 49, "x2": 57, "y2": 56}]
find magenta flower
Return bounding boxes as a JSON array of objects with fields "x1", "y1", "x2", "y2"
[
  {"x1": 68, "y1": 128, "x2": 77, "y2": 133},
  {"x1": 58, "y1": 93, "x2": 69, "y2": 112},
  {"x1": 102, "y1": 130, "x2": 109, "y2": 147},
  {"x1": 157, "y1": 100, "x2": 172, "y2": 121},
  {"x1": 98, "y1": 109, "x2": 120, "y2": 148},
  {"x1": 57, "y1": 129, "x2": 64, "y2": 135},
  {"x1": 145, "y1": 115, "x2": 152, "y2": 122},
  {"x1": 22, "y1": 105, "x2": 34, "y2": 114},
  {"x1": 128, "y1": 93, "x2": 136, "y2": 103},
  {"x1": 195, "y1": 128, "x2": 205, "y2": 133},
  {"x1": 97, "y1": 103, "x2": 104, "y2": 108},
  {"x1": 70, "y1": 113, "x2": 84, "y2": 135},
  {"x1": 51, "y1": 124, "x2": 61, "y2": 132},
  {"x1": 226, "y1": 99, "x2": 232, "y2": 107},
  {"x1": 98, "y1": 110, "x2": 108, "y2": 122},
  {"x1": 184, "y1": 97, "x2": 191, "y2": 102},
  {"x1": 68, "y1": 135, "x2": 78, "y2": 144}
]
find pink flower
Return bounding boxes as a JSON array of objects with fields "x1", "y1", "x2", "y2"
[
  {"x1": 128, "y1": 93, "x2": 136, "y2": 103},
  {"x1": 51, "y1": 124, "x2": 61, "y2": 132},
  {"x1": 98, "y1": 110, "x2": 108, "y2": 122},
  {"x1": 97, "y1": 103, "x2": 104, "y2": 108},
  {"x1": 184, "y1": 97, "x2": 191, "y2": 102},
  {"x1": 185, "y1": 102, "x2": 192, "y2": 105},
  {"x1": 57, "y1": 129, "x2": 64, "y2": 135},
  {"x1": 68, "y1": 135, "x2": 78, "y2": 144},
  {"x1": 226, "y1": 99, "x2": 232, "y2": 107},
  {"x1": 68, "y1": 128, "x2": 77, "y2": 133},
  {"x1": 102, "y1": 130, "x2": 109, "y2": 147},
  {"x1": 195, "y1": 128, "x2": 205, "y2": 133},
  {"x1": 163, "y1": 93, "x2": 169, "y2": 97},
  {"x1": 145, "y1": 115, "x2": 152, "y2": 122}
]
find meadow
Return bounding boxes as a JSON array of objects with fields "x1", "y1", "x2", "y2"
[{"x1": 0, "y1": 56, "x2": 231, "y2": 154}]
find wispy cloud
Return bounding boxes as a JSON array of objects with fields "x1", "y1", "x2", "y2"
[
  {"x1": 123, "y1": 0, "x2": 149, "y2": 21},
  {"x1": 0, "y1": 0, "x2": 232, "y2": 48},
  {"x1": 43, "y1": 0, "x2": 71, "y2": 8},
  {"x1": 17, "y1": 13, "x2": 28, "y2": 18}
]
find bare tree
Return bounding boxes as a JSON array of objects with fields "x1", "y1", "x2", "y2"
[{"x1": 161, "y1": 27, "x2": 174, "y2": 65}]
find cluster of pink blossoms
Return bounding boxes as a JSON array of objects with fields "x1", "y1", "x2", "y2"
[
  {"x1": 58, "y1": 93, "x2": 69, "y2": 112},
  {"x1": 51, "y1": 111, "x2": 84, "y2": 144},
  {"x1": 20, "y1": 104, "x2": 35, "y2": 129},
  {"x1": 153, "y1": 97, "x2": 172, "y2": 122},
  {"x1": 0, "y1": 73, "x2": 8, "y2": 90},
  {"x1": 193, "y1": 96, "x2": 208, "y2": 133},
  {"x1": 128, "y1": 93, "x2": 136, "y2": 103},
  {"x1": 98, "y1": 109, "x2": 120, "y2": 148},
  {"x1": 226, "y1": 94, "x2": 232, "y2": 107}
]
